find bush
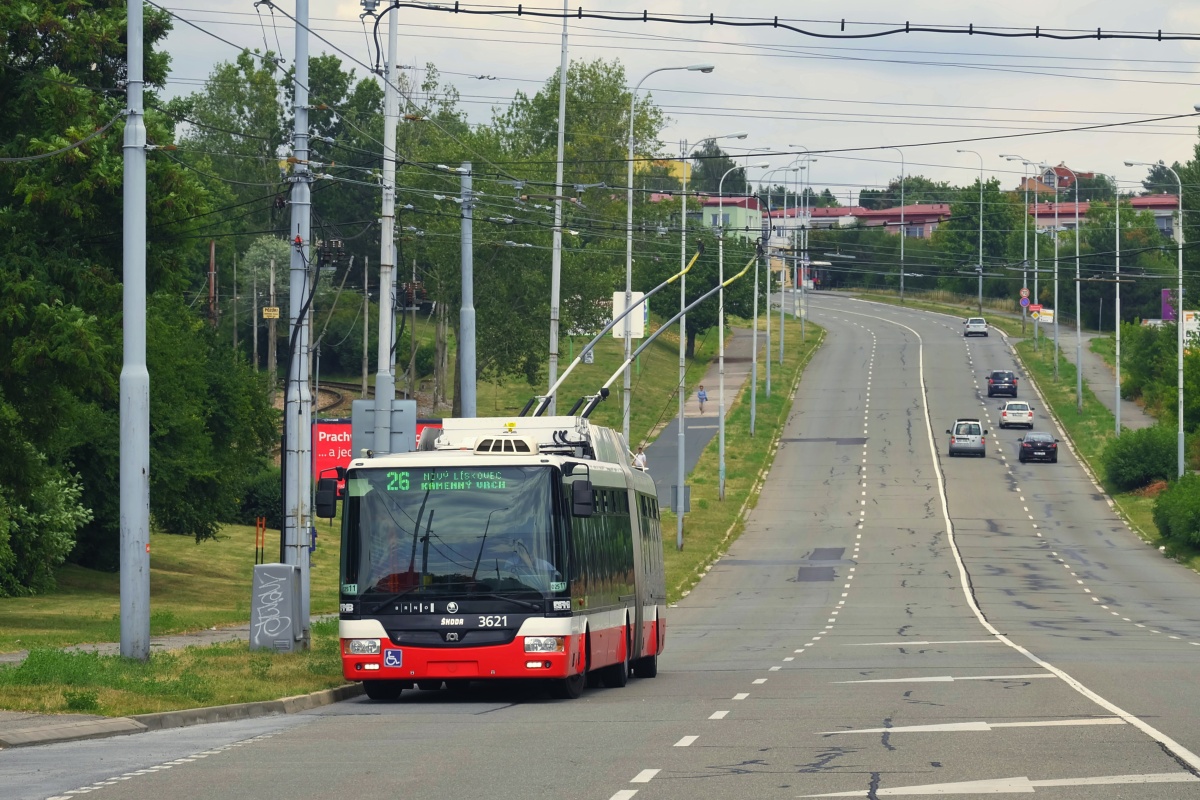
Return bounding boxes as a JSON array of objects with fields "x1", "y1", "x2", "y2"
[
  {"x1": 1102, "y1": 423, "x2": 1177, "y2": 491},
  {"x1": 415, "y1": 342, "x2": 436, "y2": 378},
  {"x1": 1152, "y1": 474, "x2": 1200, "y2": 545},
  {"x1": 237, "y1": 468, "x2": 282, "y2": 531}
]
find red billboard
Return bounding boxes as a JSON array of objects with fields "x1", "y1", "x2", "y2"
[{"x1": 313, "y1": 419, "x2": 442, "y2": 484}]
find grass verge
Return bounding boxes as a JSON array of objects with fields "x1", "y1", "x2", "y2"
[
  {"x1": 851, "y1": 290, "x2": 1030, "y2": 339},
  {"x1": 0, "y1": 523, "x2": 343, "y2": 654},
  {"x1": 0, "y1": 620, "x2": 345, "y2": 717},
  {"x1": 662, "y1": 320, "x2": 825, "y2": 603}
]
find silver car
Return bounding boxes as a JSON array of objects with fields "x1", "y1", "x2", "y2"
[
  {"x1": 964, "y1": 317, "x2": 988, "y2": 337},
  {"x1": 946, "y1": 419, "x2": 989, "y2": 457}
]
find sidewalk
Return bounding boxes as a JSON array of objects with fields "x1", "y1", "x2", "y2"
[
  {"x1": 640, "y1": 327, "x2": 761, "y2": 506},
  {"x1": 1056, "y1": 331, "x2": 1155, "y2": 431}
]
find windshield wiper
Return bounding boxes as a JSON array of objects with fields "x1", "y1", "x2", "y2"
[{"x1": 469, "y1": 592, "x2": 541, "y2": 610}]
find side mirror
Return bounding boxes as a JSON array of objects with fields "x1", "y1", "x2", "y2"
[
  {"x1": 315, "y1": 477, "x2": 339, "y2": 519},
  {"x1": 983, "y1": 429, "x2": 990, "y2": 435},
  {"x1": 945, "y1": 429, "x2": 951, "y2": 435},
  {"x1": 571, "y1": 480, "x2": 594, "y2": 518},
  {"x1": 1055, "y1": 439, "x2": 1061, "y2": 443},
  {"x1": 1018, "y1": 437, "x2": 1025, "y2": 442}
]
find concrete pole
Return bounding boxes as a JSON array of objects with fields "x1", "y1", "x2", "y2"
[
  {"x1": 120, "y1": 0, "x2": 150, "y2": 661},
  {"x1": 1165, "y1": 166, "x2": 1185, "y2": 477},
  {"x1": 886, "y1": 147, "x2": 905, "y2": 302},
  {"x1": 362, "y1": 256, "x2": 369, "y2": 396},
  {"x1": 253, "y1": 256, "x2": 259, "y2": 370},
  {"x1": 1054, "y1": 181, "x2": 1061, "y2": 380},
  {"x1": 547, "y1": 0, "x2": 569, "y2": 415},
  {"x1": 284, "y1": 0, "x2": 313, "y2": 650},
  {"x1": 1114, "y1": 186, "x2": 1121, "y2": 435},
  {"x1": 460, "y1": 162, "x2": 476, "y2": 417},
  {"x1": 750, "y1": 216, "x2": 759, "y2": 437},
  {"x1": 268, "y1": 259, "x2": 277, "y2": 402},
  {"x1": 1021, "y1": 166, "x2": 1028, "y2": 335},
  {"x1": 717, "y1": 204, "x2": 726, "y2": 501},
  {"x1": 233, "y1": 252, "x2": 238, "y2": 353},
  {"x1": 373, "y1": 9, "x2": 399, "y2": 453},
  {"x1": 677, "y1": 140, "x2": 688, "y2": 550}
]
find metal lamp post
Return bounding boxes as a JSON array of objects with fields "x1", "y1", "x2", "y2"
[
  {"x1": 884, "y1": 147, "x2": 906, "y2": 301},
  {"x1": 957, "y1": 149, "x2": 985, "y2": 314},
  {"x1": 1002, "y1": 154, "x2": 1031, "y2": 335},
  {"x1": 761, "y1": 164, "x2": 798, "y2": 399},
  {"x1": 1055, "y1": 163, "x2": 1084, "y2": 413},
  {"x1": 1126, "y1": 159, "x2": 1185, "y2": 477},
  {"x1": 1100, "y1": 173, "x2": 1122, "y2": 435},
  {"x1": 625, "y1": 63, "x2": 714, "y2": 447},
  {"x1": 676, "y1": 131, "x2": 746, "y2": 549},
  {"x1": 718, "y1": 161, "x2": 769, "y2": 500}
]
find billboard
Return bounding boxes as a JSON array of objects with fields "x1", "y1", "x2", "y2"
[{"x1": 313, "y1": 417, "x2": 442, "y2": 484}]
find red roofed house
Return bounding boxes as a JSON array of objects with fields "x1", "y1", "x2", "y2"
[
  {"x1": 857, "y1": 203, "x2": 952, "y2": 238},
  {"x1": 1031, "y1": 194, "x2": 1179, "y2": 237}
]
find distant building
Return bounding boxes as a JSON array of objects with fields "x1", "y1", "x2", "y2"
[
  {"x1": 701, "y1": 196, "x2": 763, "y2": 240},
  {"x1": 1030, "y1": 194, "x2": 1179, "y2": 237}
]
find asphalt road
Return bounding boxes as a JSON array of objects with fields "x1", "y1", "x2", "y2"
[{"x1": 7, "y1": 294, "x2": 1200, "y2": 800}]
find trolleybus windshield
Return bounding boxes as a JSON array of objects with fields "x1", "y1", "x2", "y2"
[{"x1": 340, "y1": 466, "x2": 562, "y2": 603}]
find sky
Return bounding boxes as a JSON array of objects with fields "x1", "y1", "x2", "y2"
[{"x1": 157, "y1": 1, "x2": 1200, "y2": 203}]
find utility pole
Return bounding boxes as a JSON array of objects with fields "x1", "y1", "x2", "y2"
[
  {"x1": 373, "y1": 6, "x2": 399, "y2": 454},
  {"x1": 410, "y1": 257, "x2": 418, "y2": 398},
  {"x1": 120, "y1": 0, "x2": 150, "y2": 661},
  {"x1": 232, "y1": 252, "x2": 238, "y2": 353},
  {"x1": 460, "y1": 161, "x2": 477, "y2": 417},
  {"x1": 283, "y1": 0, "x2": 313, "y2": 650},
  {"x1": 268, "y1": 258, "x2": 277, "y2": 403},
  {"x1": 547, "y1": 0, "x2": 569, "y2": 415},
  {"x1": 252, "y1": 257, "x2": 259, "y2": 370},
  {"x1": 361, "y1": 255, "x2": 369, "y2": 396},
  {"x1": 208, "y1": 240, "x2": 217, "y2": 326}
]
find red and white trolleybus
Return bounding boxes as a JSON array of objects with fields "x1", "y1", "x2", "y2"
[{"x1": 317, "y1": 415, "x2": 666, "y2": 700}]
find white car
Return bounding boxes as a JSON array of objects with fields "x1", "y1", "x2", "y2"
[
  {"x1": 998, "y1": 400, "x2": 1034, "y2": 429},
  {"x1": 964, "y1": 317, "x2": 988, "y2": 337}
]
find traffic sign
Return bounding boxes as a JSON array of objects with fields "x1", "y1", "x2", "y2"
[
  {"x1": 1030, "y1": 311, "x2": 1040, "y2": 320},
  {"x1": 1029, "y1": 303, "x2": 1042, "y2": 312},
  {"x1": 262, "y1": 306, "x2": 280, "y2": 319},
  {"x1": 1020, "y1": 287, "x2": 1030, "y2": 299},
  {"x1": 1020, "y1": 297, "x2": 1030, "y2": 308}
]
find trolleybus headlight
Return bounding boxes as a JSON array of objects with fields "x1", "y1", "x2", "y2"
[
  {"x1": 345, "y1": 638, "x2": 381, "y2": 655},
  {"x1": 524, "y1": 636, "x2": 564, "y2": 653}
]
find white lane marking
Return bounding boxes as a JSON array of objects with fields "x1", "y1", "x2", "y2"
[
  {"x1": 769, "y1": 666, "x2": 782, "y2": 671},
  {"x1": 846, "y1": 639, "x2": 1000, "y2": 647},
  {"x1": 674, "y1": 735, "x2": 698, "y2": 747},
  {"x1": 835, "y1": 674, "x2": 1053, "y2": 684},
  {"x1": 846, "y1": 304, "x2": 1200, "y2": 774},
  {"x1": 753, "y1": 678, "x2": 768, "y2": 684},
  {"x1": 710, "y1": 710, "x2": 730, "y2": 719},
  {"x1": 784, "y1": 657, "x2": 796, "y2": 661},
  {"x1": 609, "y1": 791, "x2": 639, "y2": 800},
  {"x1": 800, "y1": 772, "x2": 1199, "y2": 797},
  {"x1": 817, "y1": 717, "x2": 1124, "y2": 735},
  {"x1": 733, "y1": 693, "x2": 749, "y2": 700},
  {"x1": 630, "y1": 769, "x2": 661, "y2": 783}
]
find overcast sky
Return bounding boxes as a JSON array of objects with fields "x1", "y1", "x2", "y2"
[{"x1": 159, "y1": 1, "x2": 1200, "y2": 201}]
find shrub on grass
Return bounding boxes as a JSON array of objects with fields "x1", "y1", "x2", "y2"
[
  {"x1": 237, "y1": 468, "x2": 282, "y2": 530},
  {"x1": 1152, "y1": 474, "x2": 1200, "y2": 546},
  {"x1": 1102, "y1": 424, "x2": 1176, "y2": 491}
]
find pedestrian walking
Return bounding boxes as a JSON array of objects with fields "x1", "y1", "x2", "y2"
[
  {"x1": 697, "y1": 385, "x2": 708, "y2": 414},
  {"x1": 632, "y1": 445, "x2": 648, "y2": 472}
]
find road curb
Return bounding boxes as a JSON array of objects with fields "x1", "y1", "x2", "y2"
[{"x1": 0, "y1": 684, "x2": 363, "y2": 749}]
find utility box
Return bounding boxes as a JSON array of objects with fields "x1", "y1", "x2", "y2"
[
  {"x1": 250, "y1": 563, "x2": 301, "y2": 652},
  {"x1": 350, "y1": 399, "x2": 418, "y2": 457}
]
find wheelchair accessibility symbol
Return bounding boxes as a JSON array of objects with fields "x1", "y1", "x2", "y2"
[{"x1": 383, "y1": 649, "x2": 403, "y2": 668}]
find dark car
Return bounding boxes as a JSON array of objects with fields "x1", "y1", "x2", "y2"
[
  {"x1": 986, "y1": 370, "x2": 1018, "y2": 397},
  {"x1": 1018, "y1": 431, "x2": 1059, "y2": 463}
]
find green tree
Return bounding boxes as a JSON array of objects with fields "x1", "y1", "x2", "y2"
[{"x1": 690, "y1": 139, "x2": 744, "y2": 195}]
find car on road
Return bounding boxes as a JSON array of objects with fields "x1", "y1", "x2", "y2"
[
  {"x1": 986, "y1": 369, "x2": 1018, "y2": 397},
  {"x1": 946, "y1": 418, "x2": 988, "y2": 457},
  {"x1": 998, "y1": 400, "x2": 1034, "y2": 429},
  {"x1": 964, "y1": 317, "x2": 989, "y2": 337},
  {"x1": 1018, "y1": 431, "x2": 1060, "y2": 463}
]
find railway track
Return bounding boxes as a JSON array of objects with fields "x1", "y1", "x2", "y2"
[{"x1": 317, "y1": 380, "x2": 414, "y2": 414}]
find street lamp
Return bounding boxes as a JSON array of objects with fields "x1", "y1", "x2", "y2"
[
  {"x1": 957, "y1": 149, "x2": 984, "y2": 314},
  {"x1": 624, "y1": 64, "x2": 714, "y2": 447},
  {"x1": 761, "y1": 164, "x2": 800, "y2": 400},
  {"x1": 1002, "y1": 154, "x2": 1032, "y2": 335},
  {"x1": 785, "y1": 144, "x2": 811, "y2": 363},
  {"x1": 1126, "y1": 159, "x2": 1185, "y2": 477},
  {"x1": 718, "y1": 160, "x2": 769, "y2": 500},
  {"x1": 884, "y1": 147, "x2": 905, "y2": 302},
  {"x1": 676, "y1": 130, "x2": 746, "y2": 550},
  {"x1": 1053, "y1": 163, "x2": 1084, "y2": 413},
  {"x1": 1098, "y1": 172, "x2": 1122, "y2": 435}
]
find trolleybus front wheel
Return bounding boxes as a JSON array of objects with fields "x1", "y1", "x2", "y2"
[
  {"x1": 362, "y1": 680, "x2": 405, "y2": 701},
  {"x1": 550, "y1": 671, "x2": 585, "y2": 699}
]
